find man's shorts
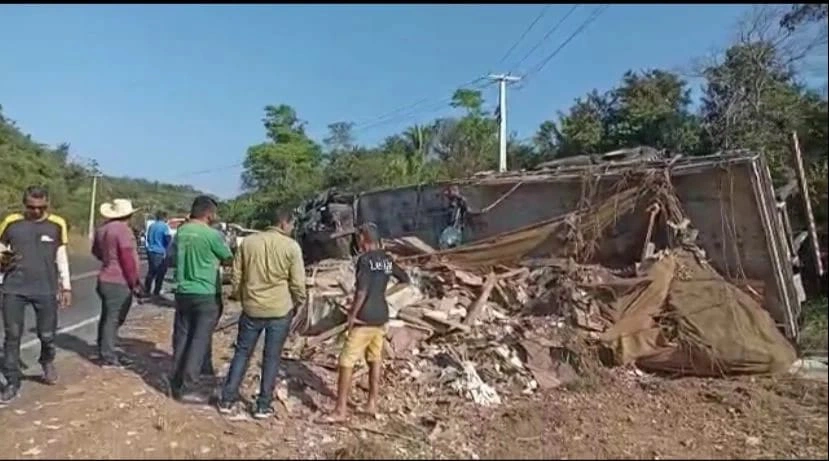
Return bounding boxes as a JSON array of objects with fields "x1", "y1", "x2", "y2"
[{"x1": 339, "y1": 325, "x2": 386, "y2": 368}]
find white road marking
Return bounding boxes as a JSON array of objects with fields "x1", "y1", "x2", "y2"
[
  {"x1": 20, "y1": 316, "x2": 101, "y2": 350},
  {"x1": 19, "y1": 271, "x2": 99, "y2": 349},
  {"x1": 17, "y1": 262, "x2": 149, "y2": 351},
  {"x1": 71, "y1": 270, "x2": 99, "y2": 281}
]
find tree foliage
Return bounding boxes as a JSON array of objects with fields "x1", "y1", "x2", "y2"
[
  {"x1": 781, "y1": 4, "x2": 828, "y2": 32},
  {"x1": 0, "y1": 108, "x2": 204, "y2": 233},
  {"x1": 538, "y1": 71, "x2": 702, "y2": 159}
]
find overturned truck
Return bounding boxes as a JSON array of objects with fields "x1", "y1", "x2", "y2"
[{"x1": 296, "y1": 150, "x2": 804, "y2": 340}]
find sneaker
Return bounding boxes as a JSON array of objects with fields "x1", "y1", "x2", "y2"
[
  {"x1": 252, "y1": 403, "x2": 275, "y2": 420},
  {"x1": 42, "y1": 363, "x2": 58, "y2": 385},
  {"x1": 216, "y1": 399, "x2": 235, "y2": 415},
  {"x1": 0, "y1": 382, "x2": 20, "y2": 403}
]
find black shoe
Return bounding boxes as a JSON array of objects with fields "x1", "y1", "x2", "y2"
[
  {"x1": 252, "y1": 403, "x2": 275, "y2": 420},
  {"x1": 0, "y1": 382, "x2": 20, "y2": 403},
  {"x1": 42, "y1": 363, "x2": 58, "y2": 385},
  {"x1": 216, "y1": 399, "x2": 235, "y2": 415}
]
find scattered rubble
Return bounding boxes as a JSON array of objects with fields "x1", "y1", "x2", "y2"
[{"x1": 279, "y1": 170, "x2": 798, "y2": 410}]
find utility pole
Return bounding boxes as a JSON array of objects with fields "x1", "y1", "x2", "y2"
[
  {"x1": 489, "y1": 73, "x2": 522, "y2": 173},
  {"x1": 87, "y1": 171, "x2": 100, "y2": 241}
]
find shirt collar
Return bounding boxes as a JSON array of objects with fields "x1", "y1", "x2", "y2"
[{"x1": 266, "y1": 226, "x2": 289, "y2": 236}]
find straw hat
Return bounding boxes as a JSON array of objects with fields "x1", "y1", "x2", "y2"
[{"x1": 100, "y1": 199, "x2": 138, "y2": 220}]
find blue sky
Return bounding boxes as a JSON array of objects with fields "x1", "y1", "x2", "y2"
[{"x1": 1, "y1": 4, "x2": 758, "y2": 198}]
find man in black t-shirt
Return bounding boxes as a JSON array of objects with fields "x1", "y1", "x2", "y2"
[{"x1": 322, "y1": 222, "x2": 409, "y2": 423}]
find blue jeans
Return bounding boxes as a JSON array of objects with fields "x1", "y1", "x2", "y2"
[
  {"x1": 220, "y1": 312, "x2": 292, "y2": 408},
  {"x1": 144, "y1": 252, "x2": 168, "y2": 296}
]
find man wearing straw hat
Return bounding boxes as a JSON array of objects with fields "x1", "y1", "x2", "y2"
[{"x1": 92, "y1": 199, "x2": 143, "y2": 368}]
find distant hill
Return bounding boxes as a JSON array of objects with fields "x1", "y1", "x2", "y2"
[{"x1": 0, "y1": 105, "x2": 205, "y2": 233}]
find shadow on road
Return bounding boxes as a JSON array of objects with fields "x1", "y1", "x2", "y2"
[
  {"x1": 54, "y1": 332, "x2": 174, "y2": 396},
  {"x1": 137, "y1": 295, "x2": 176, "y2": 309}
]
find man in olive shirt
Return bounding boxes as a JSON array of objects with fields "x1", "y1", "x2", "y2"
[
  {"x1": 217, "y1": 208, "x2": 306, "y2": 418},
  {"x1": 169, "y1": 196, "x2": 233, "y2": 403}
]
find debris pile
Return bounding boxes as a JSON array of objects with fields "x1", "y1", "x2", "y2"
[{"x1": 283, "y1": 170, "x2": 797, "y2": 407}]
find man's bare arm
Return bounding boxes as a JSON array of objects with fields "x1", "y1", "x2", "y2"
[{"x1": 347, "y1": 289, "x2": 368, "y2": 330}]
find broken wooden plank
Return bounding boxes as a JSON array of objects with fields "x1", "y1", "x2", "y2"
[
  {"x1": 396, "y1": 310, "x2": 438, "y2": 332},
  {"x1": 496, "y1": 267, "x2": 529, "y2": 280},
  {"x1": 453, "y1": 269, "x2": 484, "y2": 286},
  {"x1": 421, "y1": 311, "x2": 471, "y2": 333},
  {"x1": 397, "y1": 236, "x2": 436, "y2": 254},
  {"x1": 307, "y1": 323, "x2": 348, "y2": 347},
  {"x1": 464, "y1": 273, "x2": 497, "y2": 326},
  {"x1": 791, "y1": 132, "x2": 824, "y2": 277}
]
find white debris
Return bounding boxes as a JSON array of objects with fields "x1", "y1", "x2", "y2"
[
  {"x1": 22, "y1": 447, "x2": 42, "y2": 456},
  {"x1": 493, "y1": 345, "x2": 524, "y2": 371},
  {"x1": 788, "y1": 358, "x2": 828, "y2": 375},
  {"x1": 522, "y1": 379, "x2": 539, "y2": 395},
  {"x1": 445, "y1": 361, "x2": 502, "y2": 407},
  {"x1": 745, "y1": 435, "x2": 761, "y2": 447}
]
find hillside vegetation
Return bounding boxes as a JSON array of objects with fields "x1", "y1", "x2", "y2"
[{"x1": 0, "y1": 107, "x2": 204, "y2": 233}]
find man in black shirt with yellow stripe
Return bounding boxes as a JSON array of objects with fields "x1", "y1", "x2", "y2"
[
  {"x1": 0, "y1": 186, "x2": 72, "y2": 402},
  {"x1": 322, "y1": 222, "x2": 409, "y2": 424}
]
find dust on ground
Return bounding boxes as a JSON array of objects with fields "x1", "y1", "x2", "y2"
[{"x1": 0, "y1": 303, "x2": 826, "y2": 460}]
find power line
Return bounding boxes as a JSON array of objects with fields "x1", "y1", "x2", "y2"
[
  {"x1": 524, "y1": 5, "x2": 610, "y2": 82},
  {"x1": 351, "y1": 76, "x2": 489, "y2": 133},
  {"x1": 352, "y1": 78, "x2": 493, "y2": 134},
  {"x1": 163, "y1": 80, "x2": 489, "y2": 180},
  {"x1": 511, "y1": 4, "x2": 581, "y2": 71},
  {"x1": 171, "y1": 161, "x2": 245, "y2": 179},
  {"x1": 496, "y1": 5, "x2": 551, "y2": 68}
]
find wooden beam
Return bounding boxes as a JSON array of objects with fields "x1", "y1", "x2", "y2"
[{"x1": 791, "y1": 132, "x2": 824, "y2": 277}]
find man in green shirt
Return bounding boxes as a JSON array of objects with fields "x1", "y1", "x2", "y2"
[{"x1": 169, "y1": 196, "x2": 232, "y2": 403}]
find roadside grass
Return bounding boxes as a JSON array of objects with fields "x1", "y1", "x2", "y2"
[{"x1": 799, "y1": 296, "x2": 828, "y2": 354}]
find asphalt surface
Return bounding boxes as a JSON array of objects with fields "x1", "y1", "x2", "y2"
[{"x1": 0, "y1": 254, "x2": 149, "y2": 370}]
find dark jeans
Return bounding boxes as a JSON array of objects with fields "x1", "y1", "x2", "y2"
[
  {"x1": 170, "y1": 294, "x2": 219, "y2": 394},
  {"x1": 96, "y1": 281, "x2": 133, "y2": 362},
  {"x1": 221, "y1": 312, "x2": 292, "y2": 408},
  {"x1": 144, "y1": 252, "x2": 168, "y2": 296},
  {"x1": 1, "y1": 292, "x2": 58, "y2": 384},
  {"x1": 200, "y1": 288, "x2": 224, "y2": 376}
]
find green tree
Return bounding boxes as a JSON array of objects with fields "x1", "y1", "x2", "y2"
[
  {"x1": 610, "y1": 70, "x2": 701, "y2": 152},
  {"x1": 541, "y1": 71, "x2": 702, "y2": 158},
  {"x1": 548, "y1": 91, "x2": 609, "y2": 157},
  {"x1": 323, "y1": 121, "x2": 356, "y2": 155},
  {"x1": 433, "y1": 88, "x2": 499, "y2": 177},
  {"x1": 533, "y1": 120, "x2": 558, "y2": 158},
  {"x1": 241, "y1": 105, "x2": 323, "y2": 223}
]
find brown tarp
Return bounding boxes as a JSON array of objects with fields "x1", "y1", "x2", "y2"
[
  {"x1": 406, "y1": 171, "x2": 796, "y2": 377},
  {"x1": 405, "y1": 178, "x2": 649, "y2": 269},
  {"x1": 600, "y1": 250, "x2": 796, "y2": 376}
]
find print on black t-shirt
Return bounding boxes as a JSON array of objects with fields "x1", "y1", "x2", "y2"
[{"x1": 354, "y1": 249, "x2": 410, "y2": 326}]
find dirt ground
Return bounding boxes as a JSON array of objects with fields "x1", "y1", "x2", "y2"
[{"x1": 0, "y1": 302, "x2": 826, "y2": 460}]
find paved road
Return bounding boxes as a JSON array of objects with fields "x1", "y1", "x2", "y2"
[{"x1": 0, "y1": 254, "x2": 148, "y2": 361}]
